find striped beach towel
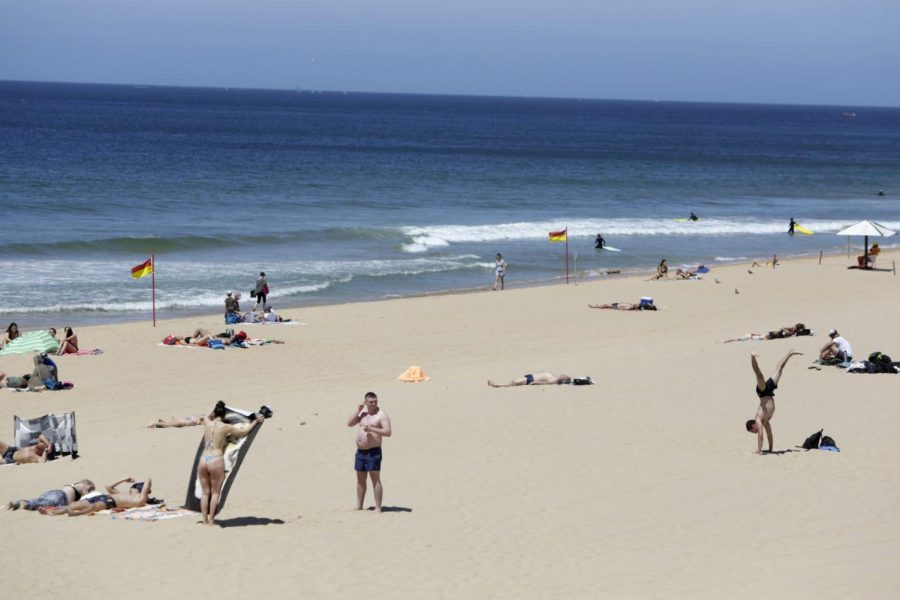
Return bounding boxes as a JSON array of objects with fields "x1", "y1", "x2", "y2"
[{"x1": 0, "y1": 330, "x2": 60, "y2": 356}]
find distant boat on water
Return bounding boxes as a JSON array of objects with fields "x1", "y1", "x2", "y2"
[{"x1": 843, "y1": 112, "x2": 857, "y2": 118}]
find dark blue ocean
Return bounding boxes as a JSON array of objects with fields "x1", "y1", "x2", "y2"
[{"x1": 2, "y1": 81, "x2": 899, "y2": 326}]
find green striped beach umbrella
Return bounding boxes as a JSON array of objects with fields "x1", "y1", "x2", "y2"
[{"x1": 0, "y1": 330, "x2": 60, "y2": 356}]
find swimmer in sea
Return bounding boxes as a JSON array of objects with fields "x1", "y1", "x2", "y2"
[{"x1": 197, "y1": 401, "x2": 264, "y2": 526}]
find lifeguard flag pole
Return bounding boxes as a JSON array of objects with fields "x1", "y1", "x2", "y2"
[
  {"x1": 548, "y1": 227, "x2": 569, "y2": 284},
  {"x1": 131, "y1": 255, "x2": 156, "y2": 327}
]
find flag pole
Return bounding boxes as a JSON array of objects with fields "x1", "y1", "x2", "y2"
[
  {"x1": 565, "y1": 227, "x2": 569, "y2": 284},
  {"x1": 151, "y1": 254, "x2": 156, "y2": 328}
]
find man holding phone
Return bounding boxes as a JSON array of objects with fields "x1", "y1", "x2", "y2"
[{"x1": 347, "y1": 392, "x2": 392, "y2": 512}]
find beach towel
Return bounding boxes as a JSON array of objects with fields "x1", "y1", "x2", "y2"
[
  {"x1": 111, "y1": 505, "x2": 191, "y2": 521},
  {"x1": 0, "y1": 330, "x2": 60, "y2": 356},
  {"x1": 182, "y1": 404, "x2": 272, "y2": 514},
  {"x1": 398, "y1": 365, "x2": 430, "y2": 382},
  {"x1": 14, "y1": 412, "x2": 78, "y2": 457},
  {"x1": 71, "y1": 348, "x2": 104, "y2": 356}
]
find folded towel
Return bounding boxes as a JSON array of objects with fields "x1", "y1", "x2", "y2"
[{"x1": 398, "y1": 366, "x2": 430, "y2": 382}]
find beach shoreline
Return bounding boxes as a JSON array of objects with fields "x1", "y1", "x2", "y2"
[{"x1": 2, "y1": 248, "x2": 900, "y2": 597}]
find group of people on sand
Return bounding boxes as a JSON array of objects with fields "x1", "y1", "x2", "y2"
[
  {"x1": 162, "y1": 328, "x2": 249, "y2": 347},
  {"x1": 224, "y1": 272, "x2": 276, "y2": 323},
  {"x1": 1, "y1": 323, "x2": 79, "y2": 354},
  {"x1": 648, "y1": 259, "x2": 705, "y2": 281},
  {"x1": 6, "y1": 476, "x2": 153, "y2": 516},
  {"x1": 0, "y1": 351, "x2": 66, "y2": 391}
]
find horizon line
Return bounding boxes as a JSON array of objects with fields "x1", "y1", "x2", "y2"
[{"x1": 2, "y1": 78, "x2": 898, "y2": 111}]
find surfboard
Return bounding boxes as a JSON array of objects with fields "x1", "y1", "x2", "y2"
[
  {"x1": 673, "y1": 218, "x2": 700, "y2": 222},
  {"x1": 183, "y1": 404, "x2": 272, "y2": 513},
  {"x1": 793, "y1": 225, "x2": 814, "y2": 235},
  {"x1": 602, "y1": 246, "x2": 622, "y2": 252}
]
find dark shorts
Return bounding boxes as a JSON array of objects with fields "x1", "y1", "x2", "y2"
[
  {"x1": 3, "y1": 446, "x2": 17, "y2": 464},
  {"x1": 355, "y1": 446, "x2": 382, "y2": 472},
  {"x1": 524, "y1": 374, "x2": 534, "y2": 385},
  {"x1": 87, "y1": 495, "x2": 117, "y2": 509}
]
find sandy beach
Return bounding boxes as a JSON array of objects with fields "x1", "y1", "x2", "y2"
[{"x1": 2, "y1": 251, "x2": 900, "y2": 598}]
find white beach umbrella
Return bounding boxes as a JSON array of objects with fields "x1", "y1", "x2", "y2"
[{"x1": 835, "y1": 220, "x2": 896, "y2": 266}]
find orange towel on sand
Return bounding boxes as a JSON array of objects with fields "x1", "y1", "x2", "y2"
[{"x1": 398, "y1": 366, "x2": 430, "y2": 382}]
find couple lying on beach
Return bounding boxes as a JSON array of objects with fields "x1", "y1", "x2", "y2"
[
  {"x1": 488, "y1": 372, "x2": 593, "y2": 386},
  {"x1": 589, "y1": 299, "x2": 657, "y2": 311},
  {"x1": 8, "y1": 477, "x2": 154, "y2": 516},
  {"x1": 162, "y1": 328, "x2": 248, "y2": 347},
  {"x1": 723, "y1": 323, "x2": 812, "y2": 343},
  {"x1": 648, "y1": 260, "x2": 706, "y2": 281}
]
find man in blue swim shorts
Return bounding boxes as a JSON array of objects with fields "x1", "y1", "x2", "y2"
[{"x1": 347, "y1": 392, "x2": 392, "y2": 512}]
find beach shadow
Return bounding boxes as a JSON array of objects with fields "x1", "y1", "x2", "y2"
[
  {"x1": 216, "y1": 516, "x2": 286, "y2": 528},
  {"x1": 366, "y1": 506, "x2": 412, "y2": 513},
  {"x1": 764, "y1": 449, "x2": 801, "y2": 455}
]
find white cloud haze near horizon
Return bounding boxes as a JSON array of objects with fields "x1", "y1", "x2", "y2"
[{"x1": 2, "y1": 0, "x2": 898, "y2": 106}]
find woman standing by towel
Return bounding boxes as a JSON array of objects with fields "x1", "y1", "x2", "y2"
[
  {"x1": 197, "y1": 401, "x2": 264, "y2": 526},
  {"x1": 254, "y1": 272, "x2": 269, "y2": 308}
]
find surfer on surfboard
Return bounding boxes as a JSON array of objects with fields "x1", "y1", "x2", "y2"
[{"x1": 594, "y1": 233, "x2": 605, "y2": 249}]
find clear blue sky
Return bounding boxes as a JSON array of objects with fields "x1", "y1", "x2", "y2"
[{"x1": 2, "y1": 0, "x2": 898, "y2": 106}]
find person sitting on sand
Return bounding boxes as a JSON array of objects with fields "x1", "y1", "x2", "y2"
[
  {"x1": 746, "y1": 350, "x2": 802, "y2": 454},
  {"x1": 225, "y1": 291, "x2": 242, "y2": 323},
  {"x1": 164, "y1": 328, "x2": 220, "y2": 347},
  {"x1": 56, "y1": 326, "x2": 79, "y2": 355},
  {"x1": 820, "y1": 329, "x2": 853, "y2": 362},
  {"x1": 1, "y1": 322, "x2": 20, "y2": 348},
  {"x1": 41, "y1": 477, "x2": 151, "y2": 516},
  {"x1": 148, "y1": 415, "x2": 203, "y2": 428},
  {"x1": 7, "y1": 479, "x2": 95, "y2": 511},
  {"x1": 723, "y1": 323, "x2": 811, "y2": 343},
  {"x1": 197, "y1": 401, "x2": 264, "y2": 526},
  {"x1": 588, "y1": 301, "x2": 657, "y2": 311},
  {"x1": 649, "y1": 259, "x2": 668, "y2": 280},
  {"x1": 857, "y1": 242, "x2": 880, "y2": 268},
  {"x1": 0, "y1": 434, "x2": 54, "y2": 465},
  {"x1": 488, "y1": 372, "x2": 572, "y2": 387}
]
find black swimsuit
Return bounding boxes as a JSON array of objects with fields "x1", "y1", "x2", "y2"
[{"x1": 756, "y1": 377, "x2": 777, "y2": 398}]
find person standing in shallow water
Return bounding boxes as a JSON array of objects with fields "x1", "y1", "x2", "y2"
[
  {"x1": 254, "y1": 272, "x2": 268, "y2": 308},
  {"x1": 788, "y1": 218, "x2": 796, "y2": 235},
  {"x1": 347, "y1": 392, "x2": 392, "y2": 512}
]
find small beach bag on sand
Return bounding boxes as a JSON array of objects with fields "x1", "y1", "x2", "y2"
[{"x1": 801, "y1": 429, "x2": 823, "y2": 450}]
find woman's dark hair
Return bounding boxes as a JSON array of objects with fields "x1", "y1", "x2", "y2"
[
  {"x1": 213, "y1": 400, "x2": 227, "y2": 419},
  {"x1": 6, "y1": 322, "x2": 19, "y2": 337},
  {"x1": 64, "y1": 327, "x2": 74, "y2": 337}
]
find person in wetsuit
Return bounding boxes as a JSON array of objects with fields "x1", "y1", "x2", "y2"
[
  {"x1": 746, "y1": 350, "x2": 802, "y2": 454},
  {"x1": 595, "y1": 234, "x2": 605, "y2": 249},
  {"x1": 688, "y1": 212, "x2": 699, "y2": 222},
  {"x1": 788, "y1": 218, "x2": 796, "y2": 235}
]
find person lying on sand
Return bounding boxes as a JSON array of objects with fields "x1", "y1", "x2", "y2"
[
  {"x1": 746, "y1": 351, "x2": 802, "y2": 454},
  {"x1": 40, "y1": 477, "x2": 151, "y2": 516},
  {"x1": 1, "y1": 435, "x2": 54, "y2": 465},
  {"x1": 723, "y1": 323, "x2": 811, "y2": 343},
  {"x1": 148, "y1": 415, "x2": 204, "y2": 428},
  {"x1": 7, "y1": 479, "x2": 95, "y2": 511},
  {"x1": 488, "y1": 372, "x2": 572, "y2": 387},
  {"x1": 0, "y1": 372, "x2": 32, "y2": 389},
  {"x1": 588, "y1": 302, "x2": 657, "y2": 311}
]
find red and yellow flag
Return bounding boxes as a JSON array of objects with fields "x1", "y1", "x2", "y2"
[
  {"x1": 131, "y1": 257, "x2": 153, "y2": 279},
  {"x1": 548, "y1": 228, "x2": 567, "y2": 242}
]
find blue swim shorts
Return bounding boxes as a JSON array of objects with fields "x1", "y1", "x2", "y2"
[{"x1": 355, "y1": 447, "x2": 382, "y2": 472}]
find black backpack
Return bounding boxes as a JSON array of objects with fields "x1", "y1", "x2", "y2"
[
  {"x1": 801, "y1": 429, "x2": 823, "y2": 450},
  {"x1": 820, "y1": 435, "x2": 838, "y2": 448}
]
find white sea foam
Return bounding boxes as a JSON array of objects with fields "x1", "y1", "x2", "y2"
[{"x1": 400, "y1": 219, "x2": 900, "y2": 249}]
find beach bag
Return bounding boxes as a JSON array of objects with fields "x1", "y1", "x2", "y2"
[
  {"x1": 572, "y1": 377, "x2": 593, "y2": 385},
  {"x1": 820, "y1": 435, "x2": 837, "y2": 448},
  {"x1": 225, "y1": 312, "x2": 242, "y2": 325},
  {"x1": 801, "y1": 429, "x2": 823, "y2": 450},
  {"x1": 250, "y1": 289, "x2": 257, "y2": 298},
  {"x1": 639, "y1": 297, "x2": 653, "y2": 308},
  {"x1": 263, "y1": 284, "x2": 269, "y2": 295},
  {"x1": 207, "y1": 339, "x2": 225, "y2": 350},
  {"x1": 163, "y1": 335, "x2": 177, "y2": 345}
]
